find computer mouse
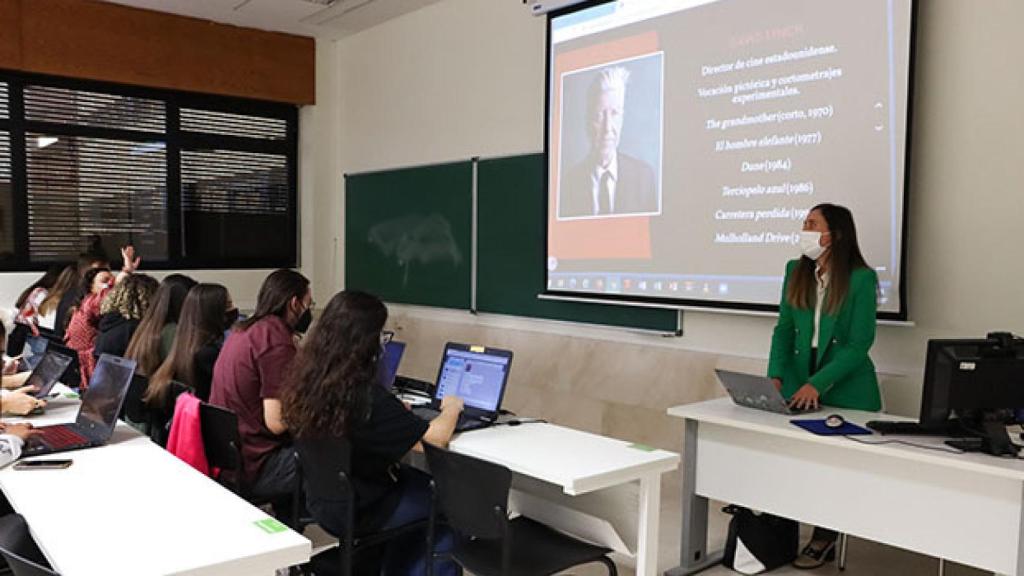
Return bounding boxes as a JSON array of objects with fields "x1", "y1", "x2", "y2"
[
  {"x1": 507, "y1": 419, "x2": 522, "y2": 427},
  {"x1": 824, "y1": 414, "x2": 846, "y2": 429}
]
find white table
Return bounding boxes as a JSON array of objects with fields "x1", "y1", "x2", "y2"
[
  {"x1": 450, "y1": 422, "x2": 680, "y2": 576},
  {"x1": 0, "y1": 388, "x2": 310, "y2": 576},
  {"x1": 665, "y1": 398, "x2": 1024, "y2": 575}
]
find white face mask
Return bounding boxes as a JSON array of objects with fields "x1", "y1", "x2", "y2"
[{"x1": 798, "y1": 231, "x2": 827, "y2": 260}]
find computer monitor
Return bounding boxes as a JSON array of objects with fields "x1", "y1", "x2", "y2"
[{"x1": 919, "y1": 333, "x2": 1024, "y2": 456}]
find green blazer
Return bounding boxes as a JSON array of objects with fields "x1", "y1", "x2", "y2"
[{"x1": 767, "y1": 259, "x2": 881, "y2": 411}]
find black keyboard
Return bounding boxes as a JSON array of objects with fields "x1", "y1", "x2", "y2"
[
  {"x1": 865, "y1": 420, "x2": 963, "y2": 436},
  {"x1": 411, "y1": 407, "x2": 488, "y2": 432}
]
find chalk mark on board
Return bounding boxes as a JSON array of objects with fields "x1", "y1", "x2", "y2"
[{"x1": 368, "y1": 214, "x2": 462, "y2": 286}]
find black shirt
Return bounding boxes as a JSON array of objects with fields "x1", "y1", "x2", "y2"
[
  {"x1": 188, "y1": 340, "x2": 222, "y2": 402},
  {"x1": 94, "y1": 312, "x2": 140, "y2": 359},
  {"x1": 308, "y1": 385, "x2": 429, "y2": 534}
]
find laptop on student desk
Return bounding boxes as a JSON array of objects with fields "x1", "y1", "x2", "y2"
[
  {"x1": 23, "y1": 350, "x2": 73, "y2": 399},
  {"x1": 377, "y1": 340, "x2": 406, "y2": 390},
  {"x1": 716, "y1": 369, "x2": 821, "y2": 415},
  {"x1": 21, "y1": 355, "x2": 137, "y2": 457},
  {"x1": 412, "y1": 343, "x2": 513, "y2": 432}
]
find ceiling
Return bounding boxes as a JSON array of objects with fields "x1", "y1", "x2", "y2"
[{"x1": 98, "y1": 0, "x2": 443, "y2": 39}]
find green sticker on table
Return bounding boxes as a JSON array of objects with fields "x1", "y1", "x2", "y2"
[
  {"x1": 254, "y1": 518, "x2": 288, "y2": 534},
  {"x1": 63, "y1": 392, "x2": 79, "y2": 399},
  {"x1": 628, "y1": 443, "x2": 656, "y2": 452}
]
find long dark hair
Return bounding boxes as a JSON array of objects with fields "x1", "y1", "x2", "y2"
[
  {"x1": 282, "y1": 291, "x2": 386, "y2": 439},
  {"x1": 125, "y1": 274, "x2": 197, "y2": 376},
  {"x1": 145, "y1": 284, "x2": 228, "y2": 409},
  {"x1": 238, "y1": 269, "x2": 309, "y2": 331},
  {"x1": 786, "y1": 203, "x2": 869, "y2": 314},
  {"x1": 38, "y1": 265, "x2": 77, "y2": 317},
  {"x1": 16, "y1": 265, "x2": 64, "y2": 309}
]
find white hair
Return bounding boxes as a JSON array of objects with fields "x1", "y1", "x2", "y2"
[{"x1": 596, "y1": 66, "x2": 630, "y2": 93}]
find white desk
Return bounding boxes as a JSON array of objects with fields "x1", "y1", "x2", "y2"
[
  {"x1": 665, "y1": 398, "x2": 1024, "y2": 576},
  {"x1": 0, "y1": 388, "x2": 311, "y2": 576},
  {"x1": 450, "y1": 422, "x2": 679, "y2": 576}
]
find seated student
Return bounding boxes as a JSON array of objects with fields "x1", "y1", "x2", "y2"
[
  {"x1": 54, "y1": 251, "x2": 110, "y2": 340},
  {"x1": 94, "y1": 274, "x2": 159, "y2": 360},
  {"x1": 281, "y1": 291, "x2": 463, "y2": 576},
  {"x1": 209, "y1": 269, "x2": 312, "y2": 499},
  {"x1": 65, "y1": 246, "x2": 141, "y2": 388},
  {"x1": 0, "y1": 323, "x2": 44, "y2": 415},
  {"x1": 125, "y1": 274, "x2": 197, "y2": 377},
  {"x1": 11, "y1": 265, "x2": 64, "y2": 350},
  {"x1": 146, "y1": 283, "x2": 232, "y2": 411},
  {"x1": 34, "y1": 265, "x2": 78, "y2": 332}
]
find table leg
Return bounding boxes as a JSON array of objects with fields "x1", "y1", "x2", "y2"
[
  {"x1": 636, "y1": 472, "x2": 662, "y2": 576},
  {"x1": 664, "y1": 418, "x2": 723, "y2": 576}
]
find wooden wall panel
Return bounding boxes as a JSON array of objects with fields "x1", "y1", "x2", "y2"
[
  {"x1": 0, "y1": 0, "x2": 22, "y2": 70},
  {"x1": 1, "y1": 0, "x2": 314, "y2": 105}
]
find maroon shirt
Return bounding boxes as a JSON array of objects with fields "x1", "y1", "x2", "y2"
[{"x1": 210, "y1": 315, "x2": 296, "y2": 485}]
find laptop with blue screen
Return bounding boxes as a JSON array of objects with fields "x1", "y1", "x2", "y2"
[
  {"x1": 377, "y1": 340, "x2": 406, "y2": 390},
  {"x1": 412, "y1": 343, "x2": 514, "y2": 432}
]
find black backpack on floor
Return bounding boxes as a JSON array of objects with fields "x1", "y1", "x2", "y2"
[{"x1": 721, "y1": 505, "x2": 798, "y2": 574}]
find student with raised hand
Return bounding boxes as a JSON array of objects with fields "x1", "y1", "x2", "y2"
[
  {"x1": 54, "y1": 252, "x2": 111, "y2": 340},
  {"x1": 63, "y1": 267, "x2": 114, "y2": 388},
  {"x1": 768, "y1": 203, "x2": 880, "y2": 569},
  {"x1": 209, "y1": 269, "x2": 312, "y2": 500},
  {"x1": 125, "y1": 274, "x2": 197, "y2": 377},
  {"x1": 94, "y1": 274, "x2": 159, "y2": 360},
  {"x1": 146, "y1": 283, "x2": 231, "y2": 410},
  {"x1": 281, "y1": 291, "x2": 463, "y2": 576}
]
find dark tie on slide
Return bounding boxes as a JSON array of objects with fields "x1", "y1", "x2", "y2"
[{"x1": 599, "y1": 171, "x2": 612, "y2": 215}]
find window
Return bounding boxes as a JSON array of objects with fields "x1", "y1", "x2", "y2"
[{"x1": 0, "y1": 72, "x2": 298, "y2": 270}]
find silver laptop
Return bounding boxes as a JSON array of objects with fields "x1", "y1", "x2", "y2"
[{"x1": 716, "y1": 369, "x2": 820, "y2": 415}]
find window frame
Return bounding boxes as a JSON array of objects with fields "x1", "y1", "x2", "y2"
[{"x1": 0, "y1": 70, "x2": 299, "y2": 272}]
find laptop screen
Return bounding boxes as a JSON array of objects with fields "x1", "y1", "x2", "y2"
[
  {"x1": 434, "y1": 345, "x2": 513, "y2": 412},
  {"x1": 19, "y1": 335, "x2": 51, "y2": 372},
  {"x1": 377, "y1": 341, "x2": 406, "y2": 389},
  {"x1": 76, "y1": 355, "x2": 136, "y2": 435},
  {"x1": 25, "y1": 351, "x2": 73, "y2": 398}
]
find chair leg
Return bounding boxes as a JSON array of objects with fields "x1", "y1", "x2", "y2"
[
  {"x1": 838, "y1": 532, "x2": 849, "y2": 571},
  {"x1": 599, "y1": 555, "x2": 618, "y2": 576},
  {"x1": 937, "y1": 558, "x2": 945, "y2": 576}
]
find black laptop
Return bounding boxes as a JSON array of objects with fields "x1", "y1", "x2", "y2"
[
  {"x1": 23, "y1": 349, "x2": 73, "y2": 399},
  {"x1": 411, "y1": 343, "x2": 514, "y2": 432},
  {"x1": 20, "y1": 334, "x2": 81, "y2": 387},
  {"x1": 21, "y1": 354, "x2": 137, "y2": 457}
]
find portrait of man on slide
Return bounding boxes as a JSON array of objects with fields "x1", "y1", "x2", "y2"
[{"x1": 558, "y1": 58, "x2": 662, "y2": 220}]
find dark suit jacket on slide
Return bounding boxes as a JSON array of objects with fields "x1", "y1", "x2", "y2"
[{"x1": 558, "y1": 152, "x2": 658, "y2": 218}]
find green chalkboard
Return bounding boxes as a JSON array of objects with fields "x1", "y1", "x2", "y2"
[
  {"x1": 476, "y1": 154, "x2": 678, "y2": 332},
  {"x1": 345, "y1": 162, "x2": 472, "y2": 309}
]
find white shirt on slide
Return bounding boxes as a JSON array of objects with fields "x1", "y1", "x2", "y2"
[{"x1": 589, "y1": 154, "x2": 619, "y2": 215}]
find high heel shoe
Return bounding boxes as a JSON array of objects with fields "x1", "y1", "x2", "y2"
[{"x1": 792, "y1": 539, "x2": 836, "y2": 569}]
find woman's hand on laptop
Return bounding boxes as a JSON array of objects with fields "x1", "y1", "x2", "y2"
[
  {"x1": 0, "y1": 422, "x2": 36, "y2": 441},
  {"x1": 788, "y1": 383, "x2": 819, "y2": 411},
  {"x1": 1, "y1": 391, "x2": 45, "y2": 416},
  {"x1": 772, "y1": 378, "x2": 782, "y2": 392},
  {"x1": 440, "y1": 395, "x2": 464, "y2": 414}
]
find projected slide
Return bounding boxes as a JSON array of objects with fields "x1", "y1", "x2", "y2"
[{"x1": 546, "y1": 0, "x2": 912, "y2": 315}]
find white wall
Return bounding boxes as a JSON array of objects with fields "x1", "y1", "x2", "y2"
[{"x1": 319, "y1": 0, "x2": 1023, "y2": 418}]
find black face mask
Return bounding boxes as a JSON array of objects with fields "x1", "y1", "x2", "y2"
[
  {"x1": 294, "y1": 308, "x2": 313, "y2": 334},
  {"x1": 223, "y1": 308, "x2": 240, "y2": 331}
]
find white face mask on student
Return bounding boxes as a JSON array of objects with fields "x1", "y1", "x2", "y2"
[{"x1": 798, "y1": 231, "x2": 827, "y2": 261}]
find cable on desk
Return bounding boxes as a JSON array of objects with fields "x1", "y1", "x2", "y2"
[{"x1": 843, "y1": 434, "x2": 964, "y2": 454}]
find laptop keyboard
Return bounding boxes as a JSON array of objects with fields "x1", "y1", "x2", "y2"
[
  {"x1": 411, "y1": 407, "x2": 488, "y2": 432},
  {"x1": 31, "y1": 426, "x2": 89, "y2": 450}
]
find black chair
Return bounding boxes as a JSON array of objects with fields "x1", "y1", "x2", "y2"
[
  {"x1": 424, "y1": 443, "x2": 617, "y2": 576},
  {"x1": 198, "y1": 402, "x2": 249, "y2": 496},
  {"x1": 294, "y1": 437, "x2": 428, "y2": 576},
  {"x1": 0, "y1": 514, "x2": 59, "y2": 576}
]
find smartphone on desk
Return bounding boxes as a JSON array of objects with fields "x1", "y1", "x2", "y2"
[{"x1": 14, "y1": 459, "x2": 73, "y2": 470}]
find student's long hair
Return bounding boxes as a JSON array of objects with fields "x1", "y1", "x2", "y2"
[
  {"x1": 145, "y1": 284, "x2": 228, "y2": 410},
  {"x1": 125, "y1": 274, "x2": 197, "y2": 376},
  {"x1": 238, "y1": 269, "x2": 309, "y2": 331},
  {"x1": 37, "y1": 265, "x2": 77, "y2": 317},
  {"x1": 101, "y1": 274, "x2": 159, "y2": 320},
  {"x1": 786, "y1": 203, "x2": 869, "y2": 314},
  {"x1": 282, "y1": 291, "x2": 385, "y2": 439},
  {"x1": 15, "y1": 265, "x2": 64, "y2": 309}
]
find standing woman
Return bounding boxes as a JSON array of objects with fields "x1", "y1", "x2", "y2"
[{"x1": 767, "y1": 203, "x2": 880, "y2": 568}]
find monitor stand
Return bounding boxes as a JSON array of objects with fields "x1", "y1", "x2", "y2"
[{"x1": 944, "y1": 414, "x2": 1020, "y2": 457}]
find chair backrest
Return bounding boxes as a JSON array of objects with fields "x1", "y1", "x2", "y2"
[
  {"x1": 294, "y1": 436, "x2": 353, "y2": 502},
  {"x1": 121, "y1": 373, "x2": 150, "y2": 423},
  {"x1": 199, "y1": 402, "x2": 244, "y2": 490},
  {"x1": 423, "y1": 443, "x2": 512, "y2": 540},
  {"x1": 0, "y1": 514, "x2": 60, "y2": 576}
]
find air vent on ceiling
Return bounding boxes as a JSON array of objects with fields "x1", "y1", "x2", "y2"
[{"x1": 298, "y1": 0, "x2": 339, "y2": 6}]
